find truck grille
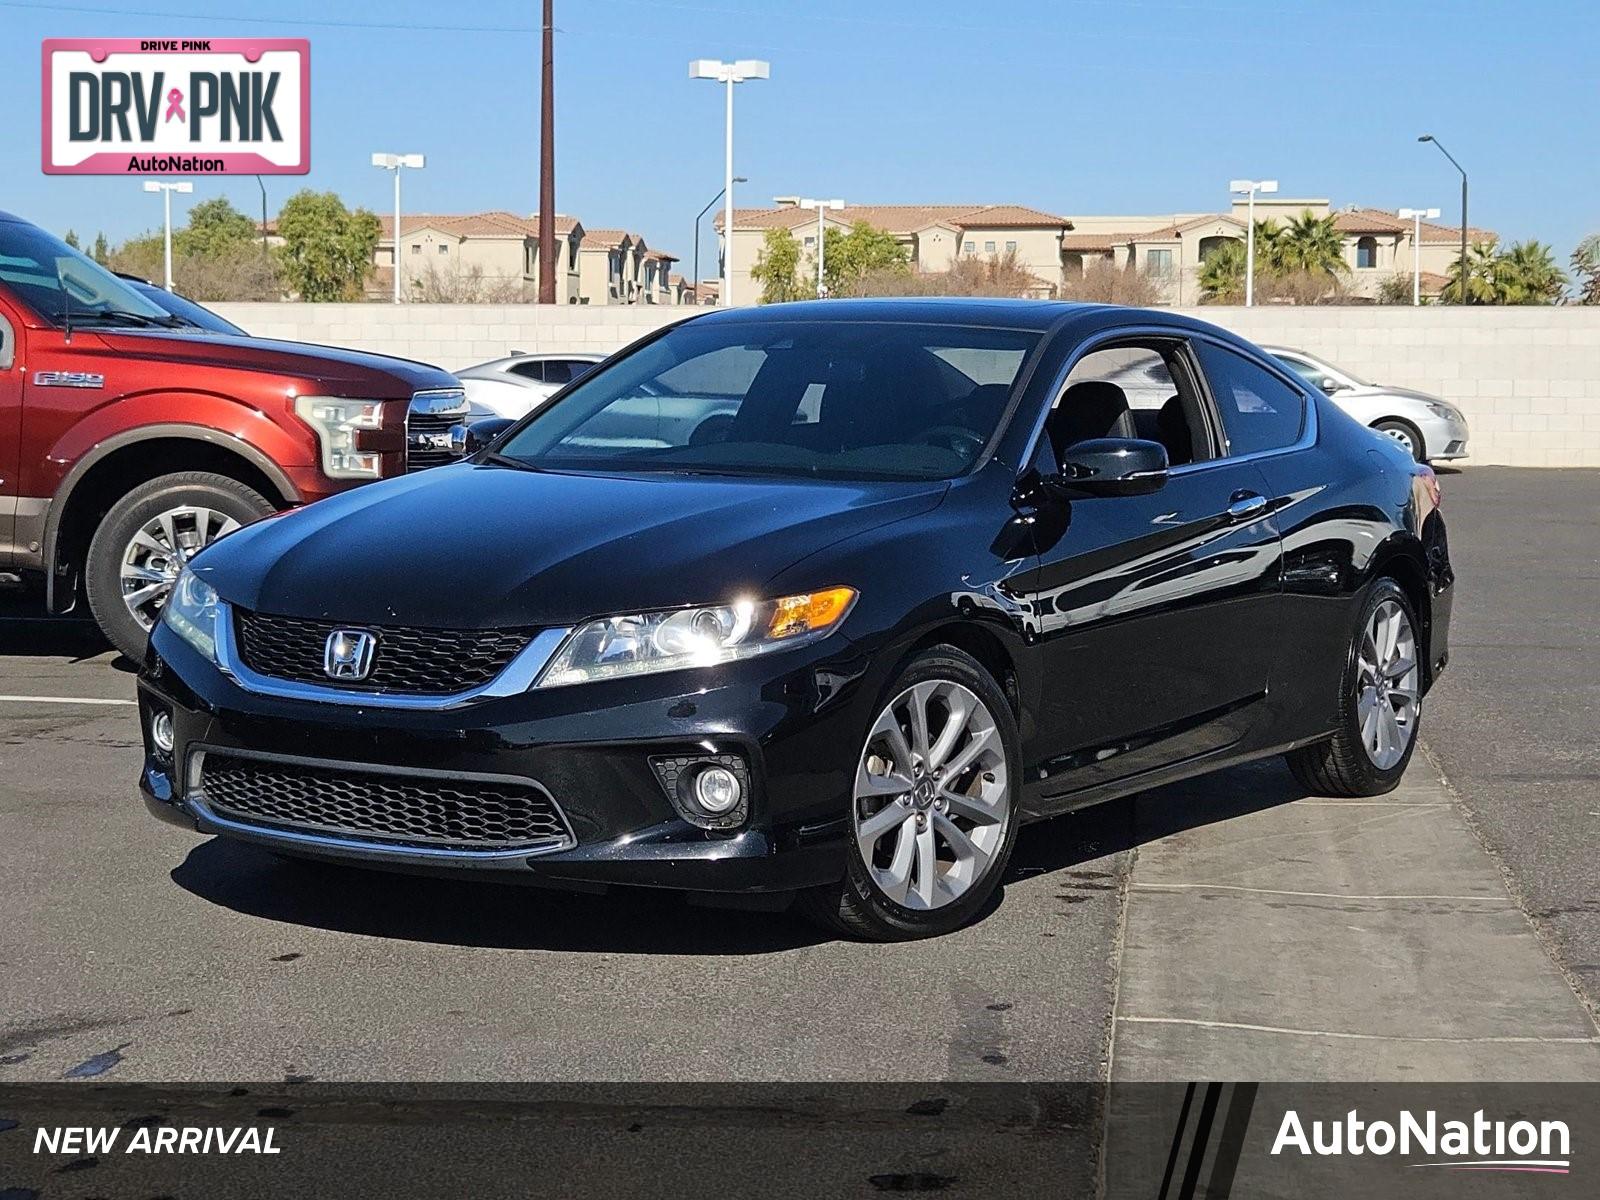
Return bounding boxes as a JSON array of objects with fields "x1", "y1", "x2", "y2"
[
  {"x1": 406, "y1": 388, "x2": 469, "y2": 472},
  {"x1": 234, "y1": 609, "x2": 535, "y2": 695},
  {"x1": 197, "y1": 752, "x2": 572, "y2": 851}
]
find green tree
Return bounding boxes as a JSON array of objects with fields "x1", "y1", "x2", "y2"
[
  {"x1": 91, "y1": 232, "x2": 109, "y2": 264},
  {"x1": 749, "y1": 227, "x2": 804, "y2": 304},
  {"x1": 1263, "y1": 211, "x2": 1347, "y2": 279},
  {"x1": 276, "y1": 190, "x2": 380, "y2": 301},
  {"x1": 64, "y1": 229, "x2": 80, "y2": 249},
  {"x1": 1198, "y1": 239, "x2": 1246, "y2": 302},
  {"x1": 1440, "y1": 241, "x2": 1503, "y2": 304},
  {"x1": 1573, "y1": 233, "x2": 1600, "y2": 305},
  {"x1": 822, "y1": 221, "x2": 908, "y2": 296},
  {"x1": 177, "y1": 197, "x2": 257, "y2": 258},
  {"x1": 1492, "y1": 240, "x2": 1566, "y2": 304}
]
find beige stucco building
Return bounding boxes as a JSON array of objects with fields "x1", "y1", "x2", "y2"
[
  {"x1": 1064, "y1": 197, "x2": 1496, "y2": 304},
  {"x1": 374, "y1": 212, "x2": 680, "y2": 305},
  {"x1": 714, "y1": 202, "x2": 1074, "y2": 300}
]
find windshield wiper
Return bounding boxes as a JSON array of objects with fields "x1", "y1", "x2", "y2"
[
  {"x1": 47, "y1": 309, "x2": 165, "y2": 328},
  {"x1": 481, "y1": 451, "x2": 542, "y2": 472}
]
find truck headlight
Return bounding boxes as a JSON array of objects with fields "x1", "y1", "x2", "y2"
[
  {"x1": 295, "y1": 396, "x2": 388, "y2": 479},
  {"x1": 161, "y1": 567, "x2": 223, "y2": 663},
  {"x1": 535, "y1": 587, "x2": 857, "y2": 688}
]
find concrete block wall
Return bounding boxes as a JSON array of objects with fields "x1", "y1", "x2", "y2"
[{"x1": 210, "y1": 302, "x2": 1600, "y2": 468}]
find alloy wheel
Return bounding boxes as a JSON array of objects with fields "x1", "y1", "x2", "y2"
[
  {"x1": 1382, "y1": 426, "x2": 1417, "y2": 457},
  {"x1": 853, "y1": 679, "x2": 1010, "y2": 911},
  {"x1": 1356, "y1": 598, "x2": 1420, "y2": 770},
  {"x1": 119, "y1": 505, "x2": 241, "y2": 630}
]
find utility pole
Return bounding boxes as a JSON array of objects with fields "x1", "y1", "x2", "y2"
[{"x1": 538, "y1": 0, "x2": 557, "y2": 304}]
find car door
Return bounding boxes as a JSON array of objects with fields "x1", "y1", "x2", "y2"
[
  {"x1": 0, "y1": 302, "x2": 21, "y2": 569},
  {"x1": 1014, "y1": 337, "x2": 1284, "y2": 799}
]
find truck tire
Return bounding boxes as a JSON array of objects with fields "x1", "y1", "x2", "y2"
[{"x1": 85, "y1": 471, "x2": 276, "y2": 661}]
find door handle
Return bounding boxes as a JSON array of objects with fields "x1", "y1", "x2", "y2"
[{"x1": 1226, "y1": 492, "x2": 1268, "y2": 522}]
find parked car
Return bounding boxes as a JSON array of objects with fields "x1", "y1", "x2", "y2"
[
  {"x1": 115, "y1": 274, "x2": 249, "y2": 336},
  {"x1": 0, "y1": 211, "x2": 467, "y2": 659},
  {"x1": 456, "y1": 352, "x2": 604, "y2": 419},
  {"x1": 138, "y1": 300, "x2": 1453, "y2": 941},
  {"x1": 1265, "y1": 346, "x2": 1469, "y2": 463}
]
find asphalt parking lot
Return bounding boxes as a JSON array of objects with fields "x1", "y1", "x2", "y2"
[{"x1": 1, "y1": 467, "x2": 1597, "y2": 1087}]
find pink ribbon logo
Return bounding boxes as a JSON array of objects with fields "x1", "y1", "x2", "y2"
[{"x1": 164, "y1": 88, "x2": 185, "y2": 123}]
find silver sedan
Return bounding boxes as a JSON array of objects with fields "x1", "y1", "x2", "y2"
[{"x1": 1266, "y1": 346, "x2": 1470, "y2": 463}]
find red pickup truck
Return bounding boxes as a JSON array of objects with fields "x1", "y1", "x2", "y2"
[{"x1": 0, "y1": 211, "x2": 467, "y2": 659}]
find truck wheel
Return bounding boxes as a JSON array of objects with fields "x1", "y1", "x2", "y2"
[{"x1": 85, "y1": 472, "x2": 276, "y2": 661}]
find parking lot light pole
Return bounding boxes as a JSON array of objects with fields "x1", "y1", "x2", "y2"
[
  {"x1": 1418, "y1": 135, "x2": 1469, "y2": 305},
  {"x1": 142, "y1": 180, "x2": 193, "y2": 290},
  {"x1": 1397, "y1": 206, "x2": 1441, "y2": 306},
  {"x1": 795, "y1": 197, "x2": 844, "y2": 297},
  {"x1": 690, "y1": 58, "x2": 770, "y2": 306},
  {"x1": 1229, "y1": 178, "x2": 1277, "y2": 307},
  {"x1": 694, "y1": 177, "x2": 745, "y2": 304},
  {"x1": 371, "y1": 152, "x2": 426, "y2": 304}
]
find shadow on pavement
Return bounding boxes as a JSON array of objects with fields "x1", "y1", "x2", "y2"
[
  {"x1": 0, "y1": 606, "x2": 134, "y2": 671},
  {"x1": 170, "y1": 758, "x2": 1308, "y2": 953}
]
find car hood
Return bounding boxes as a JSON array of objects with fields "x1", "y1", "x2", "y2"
[
  {"x1": 1348, "y1": 384, "x2": 1444, "y2": 406},
  {"x1": 197, "y1": 462, "x2": 948, "y2": 628},
  {"x1": 89, "y1": 328, "x2": 458, "y2": 396}
]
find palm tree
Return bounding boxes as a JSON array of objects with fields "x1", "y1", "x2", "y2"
[
  {"x1": 1441, "y1": 241, "x2": 1501, "y2": 304},
  {"x1": 1197, "y1": 239, "x2": 1246, "y2": 302},
  {"x1": 1266, "y1": 211, "x2": 1348, "y2": 279},
  {"x1": 1573, "y1": 233, "x2": 1600, "y2": 304},
  {"x1": 1493, "y1": 240, "x2": 1566, "y2": 304}
]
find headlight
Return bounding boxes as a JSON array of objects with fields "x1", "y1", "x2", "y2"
[
  {"x1": 1424, "y1": 402, "x2": 1462, "y2": 422},
  {"x1": 295, "y1": 396, "x2": 388, "y2": 479},
  {"x1": 535, "y1": 587, "x2": 857, "y2": 688},
  {"x1": 161, "y1": 567, "x2": 223, "y2": 663}
]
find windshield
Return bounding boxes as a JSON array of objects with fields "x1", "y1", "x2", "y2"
[
  {"x1": 496, "y1": 319, "x2": 1041, "y2": 481},
  {"x1": 1276, "y1": 351, "x2": 1367, "y2": 390},
  {"x1": 129, "y1": 281, "x2": 246, "y2": 335},
  {"x1": 0, "y1": 220, "x2": 174, "y2": 327}
]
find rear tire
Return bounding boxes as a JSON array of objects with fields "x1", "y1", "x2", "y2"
[
  {"x1": 1285, "y1": 579, "x2": 1423, "y2": 797},
  {"x1": 800, "y1": 646, "x2": 1021, "y2": 941},
  {"x1": 1373, "y1": 419, "x2": 1425, "y2": 462},
  {"x1": 85, "y1": 471, "x2": 276, "y2": 661}
]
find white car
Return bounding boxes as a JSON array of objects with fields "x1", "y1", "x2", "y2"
[
  {"x1": 454, "y1": 352, "x2": 605, "y2": 420},
  {"x1": 1265, "y1": 346, "x2": 1470, "y2": 463}
]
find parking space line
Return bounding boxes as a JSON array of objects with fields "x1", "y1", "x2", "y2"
[
  {"x1": 0, "y1": 694, "x2": 137, "y2": 706},
  {"x1": 1116, "y1": 1016, "x2": 1600, "y2": 1046},
  {"x1": 1130, "y1": 882, "x2": 1509, "y2": 902}
]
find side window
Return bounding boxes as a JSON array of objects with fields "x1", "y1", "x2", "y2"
[
  {"x1": 541, "y1": 361, "x2": 574, "y2": 386},
  {"x1": 0, "y1": 310, "x2": 13, "y2": 370},
  {"x1": 1047, "y1": 342, "x2": 1212, "y2": 467},
  {"x1": 507, "y1": 360, "x2": 547, "y2": 383},
  {"x1": 1197, "y1": 343, "x2": 1306, "y2": 457}
]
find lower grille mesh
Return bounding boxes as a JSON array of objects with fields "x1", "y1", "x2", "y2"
[{"x1": 198, "y1": 753, "x2": 571, "y2": 851}]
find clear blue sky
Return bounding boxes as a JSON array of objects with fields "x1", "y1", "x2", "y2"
[{"x1": 5, "y1": 0, "x2": 1595, "y2": 276}]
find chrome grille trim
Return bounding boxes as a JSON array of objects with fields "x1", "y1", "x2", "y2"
[
  {"x1": 185, "y1": 746, "x2": 576, "y2": 859},
  {"x1": 405, "y1": 387, "x2": 470, "y2": 472},
  {"x1": 213, "y1": 604, "x2": 572, "y2": 710}
]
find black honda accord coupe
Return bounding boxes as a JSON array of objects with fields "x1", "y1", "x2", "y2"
[{"x1": 137, "y1": 300, "x2": 1453, "y2": 940}]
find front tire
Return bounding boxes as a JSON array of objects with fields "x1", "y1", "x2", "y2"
[
  {"x1": 1373, "y1": 419, "x2": 1425, "y2": 462},
  {"x1": 85, "y1": 471, "x2": 276, "y2": 661},
  {"x1": 1286, "y1": 579, "x2": 1423, "y2": 797},
  {"x1": 801, "y1": 646, "x2": 1021, "y2": 941}
]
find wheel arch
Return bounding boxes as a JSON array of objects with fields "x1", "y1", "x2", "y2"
[
  {"x1": 43, "y1": 426, "x2": 298, "y2": 612},
  {"x1": 1364, "y1": 538, "x2": 1433, "y2": 685},
  {"x1": 902, "y1": 618, "x2": 1022, "y2": 720},
  {"x1": 1371, "y1": 415, "x2": 1425, "y2": 460}
]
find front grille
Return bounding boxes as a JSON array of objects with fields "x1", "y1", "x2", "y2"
[
  {"x1": 197, "y1": 752, "x2": 571, "y2": 851},
  {"x1": 235, "y1": 609, "x2": 534, "y2": 694},
  {"x1": 406, "y1": 388, "x2": 469, "y2": 472}
]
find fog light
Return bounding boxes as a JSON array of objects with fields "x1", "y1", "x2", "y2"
[
  {"x1": 149, "y1": 709, "x2": 174, "y2": 755},
  {"x1": 693, "y1": 765, "x2": 742, "y2": 815}
]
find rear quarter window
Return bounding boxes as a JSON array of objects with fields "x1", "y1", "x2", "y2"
[{"x1": 1197, "y1": 342, "x2": 1306, "y2": 457}]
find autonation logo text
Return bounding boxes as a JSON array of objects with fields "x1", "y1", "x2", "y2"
[{"x1": 1272, "y1": 1109, "x2": 1571, "y2": 1175}]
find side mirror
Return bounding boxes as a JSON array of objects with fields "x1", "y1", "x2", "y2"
[
  {"x1": 449, "y1": 417, "x2": 516, "y2": 457},
  {"x1": 1319, "y1": 376, "x2": 1344, "y2": 394},
  {"x1": 1055, "y1": 437, "x2": 1169, "y2": 497}
]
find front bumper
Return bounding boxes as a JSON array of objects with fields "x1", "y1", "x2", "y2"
[
  {"x1": 137, "y1": 623, "x2": 875, "y2": 894},
  {"x1": 1416, "y1": 411, "x2": 1470, "y2": 461}
]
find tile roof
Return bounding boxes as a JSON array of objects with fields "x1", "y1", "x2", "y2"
[
  {"x1": 580, "y1": 228, "x2": 634, "y2": 248},
  {"x1": 378, "y1": 210, "x2": 580, "y2": 240},
  {"x1": 715, "y1": 203, "x2": 1072, "y2": 233},
  {"x1": 1335, "y1": 207, "x2": 1496, "y2": 244}
]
